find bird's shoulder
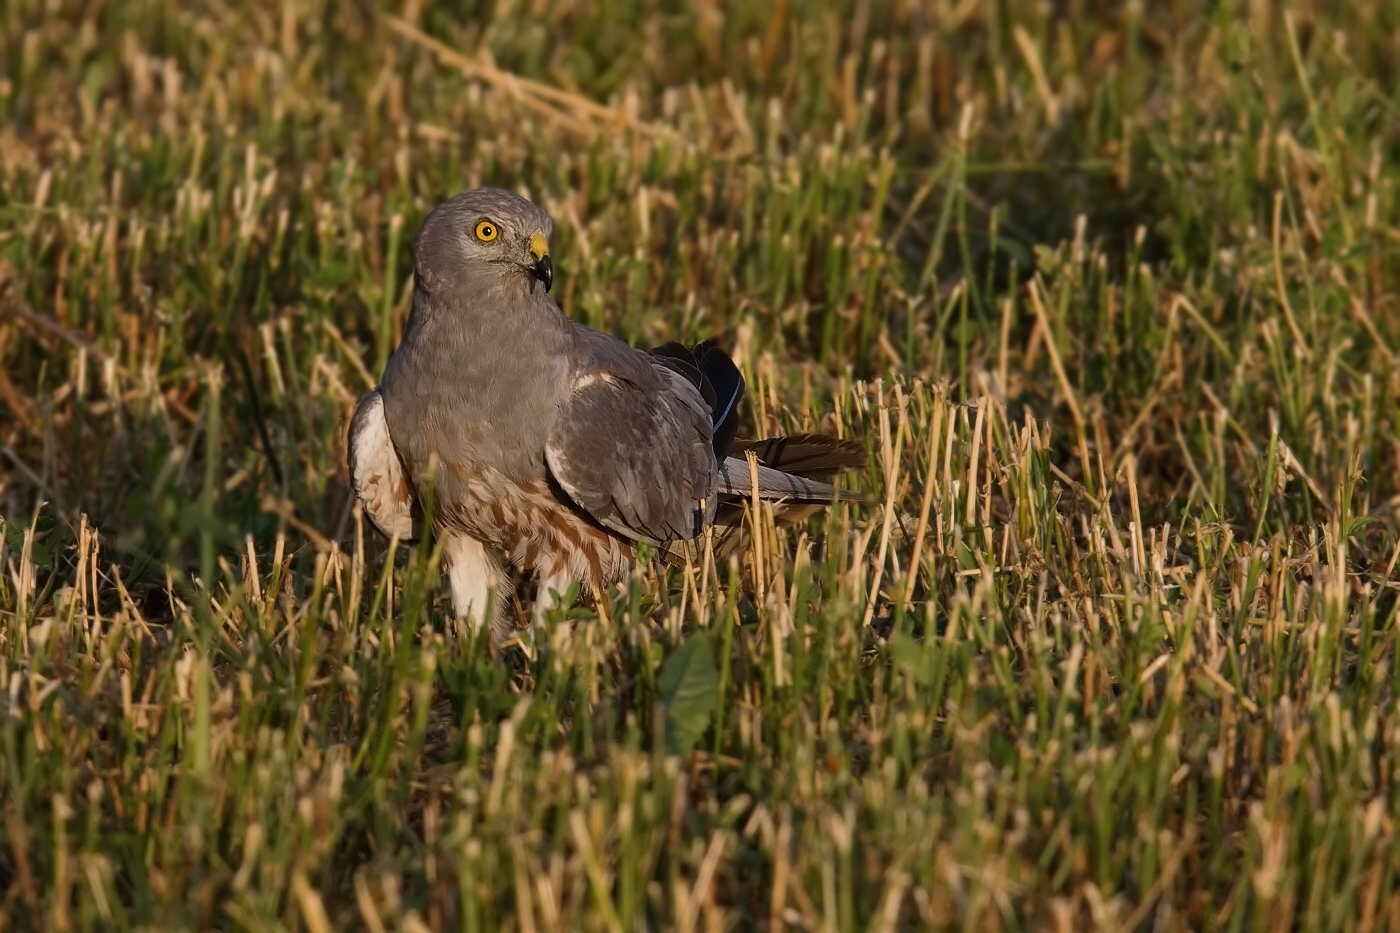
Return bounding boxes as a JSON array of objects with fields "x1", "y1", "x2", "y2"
[
  {"x1": 566, "y1": 323, "x2": 655, "y2": 379},
  {"x1": 563, "y1": 322, "x2": 708, "y2": 412}
]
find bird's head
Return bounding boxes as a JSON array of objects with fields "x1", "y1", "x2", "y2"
[{"x1": 412, "y1": 188, "x2": 555, "y2": 296}]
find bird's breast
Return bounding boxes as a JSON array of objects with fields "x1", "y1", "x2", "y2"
[{"x1": 381, "y1": 329, "x2": 567, "y2": 488}]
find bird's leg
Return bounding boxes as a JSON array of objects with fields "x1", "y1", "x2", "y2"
[{"x1": 442, "y1": 532, "x2": 513, "y2": 648}]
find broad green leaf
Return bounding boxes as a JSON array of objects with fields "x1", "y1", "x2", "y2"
[{"x1": 656, "y1": 631, "x2": 719, "y2": 757}]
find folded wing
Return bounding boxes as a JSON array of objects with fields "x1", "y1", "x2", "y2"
[{"x1": 546, "y1": 346, "x2": 719, "y2": 546}]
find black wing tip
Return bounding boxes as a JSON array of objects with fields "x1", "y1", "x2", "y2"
[
  {"x1": 649, "y1": 337, "x2": 748, "y2": 461},
  {"x1": 691, "y1": 340, "x2": 745, "y2": 460}
]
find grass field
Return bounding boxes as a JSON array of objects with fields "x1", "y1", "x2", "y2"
[{"x1": 2, "y1": 0, "x2": 1399, "y2": 929}]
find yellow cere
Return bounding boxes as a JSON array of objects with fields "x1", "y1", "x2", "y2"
[{"x1": 529, "y1": 232, "x2": 549, "y2": 261}]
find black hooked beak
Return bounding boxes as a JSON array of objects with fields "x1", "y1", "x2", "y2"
[
  {"x1": 529, "y1": 233, "x2": 552, "y2": 292},
  {"x1": 530, "y1": 253, "x2": 553, "y2": 293}
]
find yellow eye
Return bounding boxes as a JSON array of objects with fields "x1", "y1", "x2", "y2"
[{"x1": 474, "y1": 220, "x2": 499, "y2": 242}]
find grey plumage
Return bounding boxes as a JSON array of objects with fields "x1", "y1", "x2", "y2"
[
  {"x1": 546, "y1": 329, "x2": 718, "y2": 545},
  {"x1": 348, "y1": 187, "x2": 865, "y2": 655},
  {"x1": 717, "y1": 456, "x2": 857, "y2": 502}
]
